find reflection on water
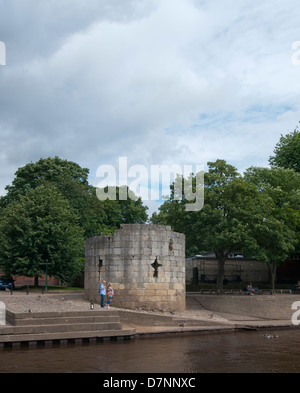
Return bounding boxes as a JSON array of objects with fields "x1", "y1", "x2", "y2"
[{"x1": 1, "y1": 329, "x2": 300, "y2": 373}]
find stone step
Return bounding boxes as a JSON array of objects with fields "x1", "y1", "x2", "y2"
[
  {"x1": 0, "y1": 328, "x2": 136, "y2": 344},
  {"x1": 0, "y1": 309, "x2": 136, "y2": 346},
  {"x1": 185, "y1": 296, "x2": 204, "y2": 309},
  {"x1": 8, "y1": 310, "x2": 119, "y2": 320},
  {"x1": 6, "y1": 309, "x2": 119, "y2": 325},
  {"x1": 10, "y1": 315, "x2": 120, "y2": 326},
  {"x1": 0, "y1": 321, "x2": 122, "y2": 336}
]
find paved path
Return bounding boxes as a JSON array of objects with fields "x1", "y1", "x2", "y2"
[
  {"x1": 0, "y1": 290, "x2": 295, "y2": 336},
  {"x1": 0, "y1": 291, "x2": 94, "y2": 313}
]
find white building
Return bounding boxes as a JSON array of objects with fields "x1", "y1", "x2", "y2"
[{"x1": 186, "y1": 252, "x2": 269, "y2": 285}]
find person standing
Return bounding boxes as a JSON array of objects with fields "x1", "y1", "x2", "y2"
[
  {"x1": 247, "y1": 282, "x2": 255, "y2": 295},
  {"x1": 106, "y1": 283, "x2": 114, "y2": 309},
  {"x1": 99, "y1": 280, "x2": 106, "y2": 307}
]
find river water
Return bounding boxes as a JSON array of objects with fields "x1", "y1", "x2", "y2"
[{"x1": 1, "y1": 328, "x2": 300, "y2": 374}]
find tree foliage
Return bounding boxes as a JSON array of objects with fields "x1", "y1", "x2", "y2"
[
  {"x1": 244, "y1": 166, "x2": 300, "y2": 290},
  {"x1": 152, "y1": 160, "x2": 261, "y2": 289},
  {"x1": 152, "y1": 160, "x2": 300, "y2": 290},
  {"x1": 0, "y1": 157, "x2": 149, "y2": 283},
  {"x1": 0, "y1": 156, "x2": 149, "y2": 238},
  {"x1": 0, "y1": 156, "x2": 97, "y2": 237},
  {"x1": 0, "y1": 184, "x2": 84, "y2": 284},
  {"x1": 269, "y1": 125, "x2": 300, "y2": 172}
]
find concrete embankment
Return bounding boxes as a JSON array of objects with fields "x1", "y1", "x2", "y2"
[
  {"x1": 0, "y1": 291, "x2": 299, "y2": 348},
  {"x1": 122, "y1": 293, "x2": 300, "y2": 336},
  {"x1": 189, "y1": 293, "x2": 300, "y2": 320}
]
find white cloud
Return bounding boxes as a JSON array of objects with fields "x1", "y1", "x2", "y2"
[{"x1": 0, "y1": 0, "x2": 299, "y2": 215}]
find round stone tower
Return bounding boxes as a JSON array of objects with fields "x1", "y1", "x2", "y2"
[{"x1": 84, "y1": 224, "x2": 186, "y2": 312}]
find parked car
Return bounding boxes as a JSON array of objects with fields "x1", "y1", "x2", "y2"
[
  {"x1": 0, "y1": 274, "x2": 15, "y2": 289},
  {"x1": 0, "y1": 278, "x2": 13, "y2": 290}
]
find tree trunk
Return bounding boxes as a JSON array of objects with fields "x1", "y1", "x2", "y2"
[
  {"x1": 34, "y1": 275, "x2": 39, "y2": 287},
  {"x1": 267, "y1": 261, "x2": 277, "y2": 294},
  {"x1": 215, "y1": 250, "x2": 226, "y2": 291}
]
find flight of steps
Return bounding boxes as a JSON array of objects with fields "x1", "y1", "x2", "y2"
[
  {"x1": 186, "y1": 293, "x2": 205, "y2": 310},
  {"x1": 0, "y1": 310, "x2": 136, "y2": 347}
]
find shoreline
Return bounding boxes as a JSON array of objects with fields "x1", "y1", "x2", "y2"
[{"x1": 0, "y1": 291, "x2": 299, "y2": 348}]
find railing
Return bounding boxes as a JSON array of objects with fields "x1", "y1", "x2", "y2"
[{"x1": 187, "y1": 289, "x2": 299, "y2": 295}]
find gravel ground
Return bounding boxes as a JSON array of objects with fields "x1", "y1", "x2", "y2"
[
  {"x1": 0, "y1": 290, "x2": 230, "y2": 324},
  {"x1": 0, "y1": 290, "x2": 295, "y2": 334},
  {"x1": 0, "y1": 290, "x2": 95, "y2": 313}
]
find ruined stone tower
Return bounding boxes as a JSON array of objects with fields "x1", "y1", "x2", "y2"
[{"x1": 84, "y1": 224, "x2": 186, "y2": 312}]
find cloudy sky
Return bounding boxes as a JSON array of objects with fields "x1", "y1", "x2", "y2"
[{"x1": 0, "y1": 0, "x2": 299, "y2": 214}]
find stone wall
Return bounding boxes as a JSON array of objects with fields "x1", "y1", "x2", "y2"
[
  {"x1": 186, "y1": 256, "x2": 269, "y2": 284},
  {"x1": 84, "y1": 224, "x2": 186, "y2": 312},
  {"x1": 194, "y1": 294, "x2": 300, "y2": 320}
]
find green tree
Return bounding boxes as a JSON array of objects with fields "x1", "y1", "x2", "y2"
[
  {"x1": 193, "y1": 161, "x2": 262, "y2": 290},
  {"x1": 88, "y1": 185, "x2": 148, "y2": 237},
  {"x1": 150, "y1": 176, "x2": 200, "y2": 255},
  {"x1": 153, "y1": 161, "x2": 300, "y2": 291},
  {"x1": 0, "y1": 157, "x2": 149, "y2": 238},
  {"x1": 152, "y1": 160, "x2": 259, "y2": 290},
  {"x1": 244, "y1": 166, "x2": 300, "y2": 291},
  {"x1": 0, "y1": 184, "x2": 84, "y2": 286},
  {"x1": 269, "y1": 125, "x2": 300, "y2": 172},
  {"x1": 0, "y1": 156, "x2": 96, "y2": 237},
  {"x1": 1, "y1": 156, "x2": 91, "y2": 203}
]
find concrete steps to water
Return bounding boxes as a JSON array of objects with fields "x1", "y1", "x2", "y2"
[
  {"x1": 0, "y1": 310, "x2": 136, "y2": 347},
  {"x1": 186, "y1": 294, "x2": 205, "y2": 309},
  {"x1": 7, "y1": 311, "x2": 120, "y2": 326},
  {"x1": 0, "y1": 329, "x2": 136, "y2": 345}
]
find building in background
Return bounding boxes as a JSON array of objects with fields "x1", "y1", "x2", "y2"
[
  {"x1": 186, "y1": 252, "x2": 300, "y2": 286},
  {"x1": 186, "y1": 253, "x2": 269, "y2": 285}
]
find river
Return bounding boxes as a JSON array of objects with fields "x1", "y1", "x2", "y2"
[{"x1": 1, "y1": 328, "x2": 300, "y2": 374}]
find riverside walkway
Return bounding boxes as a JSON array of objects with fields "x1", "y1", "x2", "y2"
[{"x1": 0, "y1": 290, "x2": 298, "y2": 347}]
